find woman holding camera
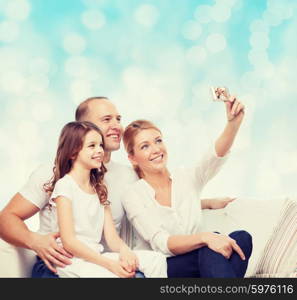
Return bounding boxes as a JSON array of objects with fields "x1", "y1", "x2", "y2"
[{"x1": 122, "y1": 96, "x2": 252, "y2": 277}]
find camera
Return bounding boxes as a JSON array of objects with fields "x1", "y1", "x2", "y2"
[{"x1": 210, "y1": 86, "x2": 230, "y2": 102}]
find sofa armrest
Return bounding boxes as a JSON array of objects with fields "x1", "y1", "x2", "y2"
[{"x1": 0, "y1": 238, "x2": 36, "y2": 278}]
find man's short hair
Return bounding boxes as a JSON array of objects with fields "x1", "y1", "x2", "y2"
[{"x1": 75, "y1": 96, "x2": 109, "y2": 121}]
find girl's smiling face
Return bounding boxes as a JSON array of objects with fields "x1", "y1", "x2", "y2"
[{"x1": 75, "y1": 130, "x2": 104, "y2": 170}]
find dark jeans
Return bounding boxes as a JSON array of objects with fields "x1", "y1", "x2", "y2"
[
  {"x1": 31, "y1": 256, "x2": 145, "y2": 278},
  {"x1": 167, "y1": 230, "x2": 253, "y2": 278},
  {"x1": 31, "y1": 256, "x2": 59, "y2": 278}
]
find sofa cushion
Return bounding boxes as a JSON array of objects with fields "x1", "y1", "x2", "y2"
[{"x1": 252, "y1": 197, "x2": 297, "y2": 278}]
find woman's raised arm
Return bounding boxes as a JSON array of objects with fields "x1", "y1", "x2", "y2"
[{"x1": 215, "y1": 96, "x2": 245, "y2": 157}]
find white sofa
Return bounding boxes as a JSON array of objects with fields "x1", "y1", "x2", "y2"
[{"x1": 0, "y1": 196, "x2": 296, "y2": 278}]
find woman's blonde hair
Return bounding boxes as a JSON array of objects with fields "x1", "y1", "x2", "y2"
[{"x1": 123, "y1": 120, "x2": 161, "y2": 178}]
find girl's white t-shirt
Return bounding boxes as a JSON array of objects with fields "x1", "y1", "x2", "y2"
[
  {"x1": 47, "y1": 174, "x2": 168, "y2": 278},
  {"x1": 50, "y1": 174, "x2": 105, "y2": 252},
  {"x1": 18, "y1": 161, "x2": 138, "y2": 240}
]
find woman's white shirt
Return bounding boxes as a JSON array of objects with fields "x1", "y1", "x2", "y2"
[{"x1": 122, "y1": 146, "x2": 229, "y2": 257}]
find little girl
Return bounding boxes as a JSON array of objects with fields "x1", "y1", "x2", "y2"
[{"x1": 44, "y1": 121, "x2": 167, "y2": 277}]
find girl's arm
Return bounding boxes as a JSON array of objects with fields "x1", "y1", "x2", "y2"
[
  {"x1": 55, "y1": 196, "x2": 134, "y2": 277},
  {"x1": 103, "y1": 205, "x2": 139, "y2": 272},
  {"x1": 103, "y1": 205, "x2": 126, "y2": 252}
]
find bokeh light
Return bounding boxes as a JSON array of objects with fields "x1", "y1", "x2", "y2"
[
  {"x1": 3, "y1": 0, "x2": 31, "y2": 22},
  {"x1": 206, "y1": 33, "x2": 227, "y2": 53},
  {"x1": 182, "y1": 21, "x2": 202, "y2": 41},
  {"x1": 134, "y1": 4, "x2": 159, "y2": 28},
  {"x1": 63, "y1": 33, "x2": 87, "y2": 55},
  {"x1": 0, "y1": 21, "x2": 19, "y2": 43},
  {"x1": 81, "y1": 9, "x2": 106, "y2": 30}
]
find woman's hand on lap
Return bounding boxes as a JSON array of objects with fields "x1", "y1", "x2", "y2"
[{"x1": 202, "y1": 232, "x2": 246, "y2": 260}]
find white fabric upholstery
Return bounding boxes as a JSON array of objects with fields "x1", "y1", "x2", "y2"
[{"x1": 0, "y1": 238, "x2": 36, "y2": 277}]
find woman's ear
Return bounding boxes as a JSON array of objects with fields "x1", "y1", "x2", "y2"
[{"x1": 128, "y1": 154, "x2": 137, "y2": 167}]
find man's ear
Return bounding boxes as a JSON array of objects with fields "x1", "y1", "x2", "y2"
[{"x1": 128, "y1": 154, "x2": 137, "y2": 166}]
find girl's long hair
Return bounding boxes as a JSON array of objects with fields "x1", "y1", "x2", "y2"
[{"x1": 44, "y1": 121, "x2": 109, "y2": 205}]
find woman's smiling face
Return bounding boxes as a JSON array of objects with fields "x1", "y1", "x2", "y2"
[{"x1": 129, "y1": 128, "x2": 168, "y2": 175}]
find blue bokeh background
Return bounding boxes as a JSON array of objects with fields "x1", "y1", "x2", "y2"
[{"x1": 1, "y1": 0, "x2": 297, "y2": 209}]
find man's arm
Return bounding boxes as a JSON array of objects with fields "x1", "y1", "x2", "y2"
[
  {"x1": 201, "y1": 197, "x2": 236, "y2": 209},
  {"x1": 0, "y1": 193, "x2": 39, "y2": 248},
  {"x1": 0, "y1": 193, "x2": 72, "y2": 273}
]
